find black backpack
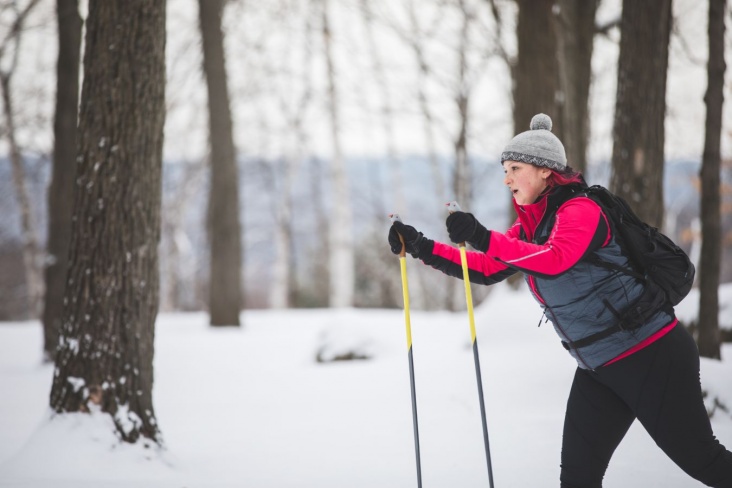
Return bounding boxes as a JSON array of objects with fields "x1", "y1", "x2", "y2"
[{"x1": 583, "y1": 185, "x2": 695, "y2": 306}]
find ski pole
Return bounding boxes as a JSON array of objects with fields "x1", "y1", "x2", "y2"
[
  {"x1": 446, "y1": 201, "x2": 495, "y2": 488},
  {"x1": 389, "y1": 213, "x2": 423, "y2": 488}
]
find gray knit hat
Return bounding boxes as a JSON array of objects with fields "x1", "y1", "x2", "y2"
[{"x1": 501, "y1": 113, "x2": 566, "y2": 171}]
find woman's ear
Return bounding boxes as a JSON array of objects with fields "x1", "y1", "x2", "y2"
[{"x1": 540, "y1": 168, "x2": 552, "y2": 180}]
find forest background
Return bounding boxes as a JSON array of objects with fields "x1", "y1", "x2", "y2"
[{"x1": 1, "y1": 0, "x2": 731, "y2": 320}]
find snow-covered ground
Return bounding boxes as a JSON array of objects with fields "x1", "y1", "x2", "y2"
[{"x1": 0, "y1": 284, "x2": 730, "y2": 487}]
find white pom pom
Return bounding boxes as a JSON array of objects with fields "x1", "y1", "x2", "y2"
[{"x1": 530, "y1": 113, "x2": 552, "y2": 131}]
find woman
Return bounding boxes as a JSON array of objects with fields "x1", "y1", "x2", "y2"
[{"x1": 387, "y1": 113, "x2": 732, "y2": 487}]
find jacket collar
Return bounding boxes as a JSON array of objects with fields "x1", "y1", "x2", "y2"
[{"x1": 514, "y1": 193, "x2": 549, "y2": 242}]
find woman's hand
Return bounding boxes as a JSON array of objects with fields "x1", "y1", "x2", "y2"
[
  {"x1": 388, "y1": 221, "x2": 432, "y2": 258},
  {"x1": 446, "y1": 212, "x2": 491, "y2": 252}
]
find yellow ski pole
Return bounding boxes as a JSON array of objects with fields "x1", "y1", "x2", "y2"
[
  {"x1": 446, "y1": 201, "x2": 495, "y2": 488},
  {"x1": 389, "y1": 213, "x2": 423, "y2": 488}
]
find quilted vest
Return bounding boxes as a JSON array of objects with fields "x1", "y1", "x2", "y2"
[{"x1": 523, "y1": 186, "x2": 673, "y2": 370}]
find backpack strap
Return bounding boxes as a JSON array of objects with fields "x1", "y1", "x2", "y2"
[
  {"x1": 583, "y1": 253, "x2": 646, "y2": 282},
  {"x1": 579, "y1": 189, "x2": 647, "y2": 283}
]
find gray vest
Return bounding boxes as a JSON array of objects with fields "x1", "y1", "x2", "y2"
[{"x1": 525, "y1": 195, "x2": 673, "y2": 370}]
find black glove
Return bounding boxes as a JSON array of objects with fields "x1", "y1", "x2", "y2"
[
  {"x1": 388, "y1": 221, "x2": 433, "y2": 259},
  {"x1": 446, "y1": 212, "x2": 491, "y2": 252}
]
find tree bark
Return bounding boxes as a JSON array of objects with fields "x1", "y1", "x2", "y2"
[
  {"x1": 43, "y1": 0, "x2": 82, "y2": 362},
  {"x1": 609, "y1": 0, "x2": 672, "y2": 228},
  {"x1": 49, "y1": 0, "x2": 166, "y2": 445},
  {"x1": 199, "y1": 0, "x2": 243, "y2": 325},
  {"x1": 555, "y1": 0, "x2": 597, "y2": 172},
  {"x1": 697, "y1": 0, "x2": 726, "y2": 360},
  {"x1": 513, "y1": 0, "x2": 561, "y2": 138}
]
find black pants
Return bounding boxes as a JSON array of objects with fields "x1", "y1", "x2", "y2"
[{"x1": 560, "y1": 325, "x2": 732, "y2": 487}]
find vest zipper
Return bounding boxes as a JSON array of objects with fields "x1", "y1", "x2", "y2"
[{"x1": 529, "y1": 275, "x2": 593, "y2": 371}]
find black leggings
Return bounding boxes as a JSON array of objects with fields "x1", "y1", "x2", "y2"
[{"x1": 560, "y1": 325, "x2": 732, "y2": 487}]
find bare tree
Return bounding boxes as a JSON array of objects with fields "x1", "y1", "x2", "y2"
[
  {"x1": 555, "y1": 0, "x2": 597, "y2": 172},
  {"x1": 359, "y1": 0, "x2": 403, "y2": 212},
  {"x1": 43, "y1": 0, "x2": 82, "y2": 362},
  {"x1": 199, "y1": 0, "x2": 243, "y2": 325},
  {"x1": 266, "y1": 0, "x2": 315, "y2": 309},
  {"x1": 307, "y1": 155, "x2": 331, "y2": 306},
  {"x1": 697, "y1": 0, "x2": 726, "y2": 360},
  {"x1": 406, "y1": 0, "x2": 447, "y2": 210},
  {"x1": 0, "y1": 0, "x2": 44, "y2": 319},
  {"x1": 160, "y1": 159, "x2": 206, "y2": 312},
  {"x1": 452, "y1": 0, "x2": 472, "y2": 211},
  {"x1": 50, "y1": 0, "x2": 166, "y2": 444},
  {"x1": 609, "y1": 0, "x2": 672, "y2": 228},
  {"x1": 321, "y1": 0, "x2": 354, "y2": 308}
]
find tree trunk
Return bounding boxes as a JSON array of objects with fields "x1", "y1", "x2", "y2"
[
  {"x1": 161, "y1": 160, "x2": 205, "y2": 311},
  {"x1": 407, "y1": 0, "x2": 446, "y2": 214},
  {"x1": 321, "y1": 0, "x2": 354, "y2": 308},
  {"x1": 360, "y1": 0, "x2": 403, "y2": 214},
  {"x1": 453, "y1": 0, "x2": 471, "y2": 214},
  {"x1": 43, "y1": 0, "x2": 82, "y2": 362},
  {"x1": 306, "y1": 156, "x2": 330, "y2": 307},
  {"x1": 50, "y1": 0, "x2": 166, "y2": 445},
  {"x1": 0, "y1": 0, "x2": 44, "y2": 319},
  {"x1": 1, "y1": 75, "x2": 42, "y2": 319},
  {"x1": 271, "y1": 156, "x2": 295, "y2": 309},
  {"x1": 271, "y1": 5, "x2": 314, "y2": 309},
  {"x1": 555, "y1": 0, "x2": 597, "y2": 172},
  {"x1": 609, "y1": 0, "x2": 672, "y2": 228},
  {"x1": 513, "y1": 0, "x2": 561, "y2": 138},
  {"x1": 697, "y1": 0, "x2": 726, "y2": 360},
  {"x1": 199, "y1": 0, "x2": 243, "y2": 325}
]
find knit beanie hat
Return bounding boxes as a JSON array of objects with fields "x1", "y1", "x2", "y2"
[{"x1": 501, "y1": 113, "x2": 566, "y2": 171}]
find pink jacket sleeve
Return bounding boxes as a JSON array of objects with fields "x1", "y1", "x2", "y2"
[
  {"x1": 429, "y1": 197, "x2": 608, "y2": 280},
  {"x1": 487, "y1": 197, "x2": 608, "y2": 276}
]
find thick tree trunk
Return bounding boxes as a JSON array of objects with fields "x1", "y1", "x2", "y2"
[
  {"x1": 199, "y1": 0, "x2": 243, "y2": 325},
  {"x1": 513, "y1": 0, "x2": 561, "y2": 138},
  {"x1": 697, "y1": 0, "x2": 726, "y2": 360},
  {"x1": 50, "y1": 0, "x2": 166, "y2": 445},
  {"x1": 43, "y1": 0, "x2": 82, "y2": 362},
  {"x1": 609, "y1": 0, "x2": 672, "y2": 228},
  {"x1": 555, "y1": 0, "x2": 597, "y2": 172}
]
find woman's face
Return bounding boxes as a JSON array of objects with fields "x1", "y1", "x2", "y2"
[{"x1": 502, "y1": 160, "x2": 552, "y2": 205}]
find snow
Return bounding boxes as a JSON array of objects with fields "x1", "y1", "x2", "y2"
[{"x1": 0, "y1": 284, "x2": 730, "y2": 487}]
